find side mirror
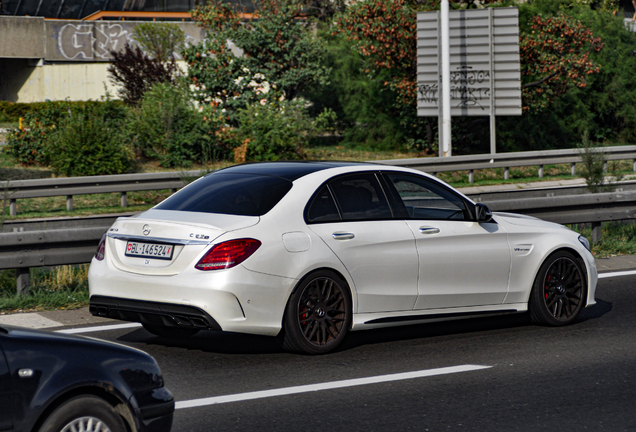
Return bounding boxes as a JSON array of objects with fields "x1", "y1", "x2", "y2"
[{"x1": 475, "y1": 203, "x2": 493, "y2": 223}]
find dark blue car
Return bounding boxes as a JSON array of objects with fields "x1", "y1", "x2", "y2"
[{"x1": 0, "y1": 325, "x2": 173, "y2": 432}]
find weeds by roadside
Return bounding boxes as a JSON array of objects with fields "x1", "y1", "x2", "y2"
[{"x1": 0, "y1": 265, "x2": 89, "y2": 313}]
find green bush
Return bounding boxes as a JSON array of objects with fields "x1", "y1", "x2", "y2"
[
  {"x1": 126, "y1": 82, "x2": 227, "y2": 167},
  {"x1": 236, "y1": 99, "x2": 335, "y2": 161},
  {"x1": 3, "y1": 100, "x2": 128, "y2": 167},
  {"x1": 47, "y1": 107, "x2": 134, "y2": 176}
]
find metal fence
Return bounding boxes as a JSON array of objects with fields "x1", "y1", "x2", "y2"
[{"x1": 3, "y1": 146, "x2": 636, "y2": 217}]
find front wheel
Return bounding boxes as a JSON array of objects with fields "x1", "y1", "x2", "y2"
[
  {"x1": 282, "y1": 270, "x2": 352, "y2": 354},
  {"x1": 38, "y1": 395, "x2": 126, "y2": 432},
  {"x1": 529, "y1": 251, "x2": 587, "y2": 326}
]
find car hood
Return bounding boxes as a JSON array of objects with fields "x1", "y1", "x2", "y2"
[{"x1": 493, "y1": 212, "x2": 568, "y2": 230}]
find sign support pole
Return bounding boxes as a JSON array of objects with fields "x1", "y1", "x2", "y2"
[
  {"x1": 441, "y1": 0, "x2": 452, "y2": 157},
  {"x1": 488, "y1": 7, "x2": 497, "y2": 154}
]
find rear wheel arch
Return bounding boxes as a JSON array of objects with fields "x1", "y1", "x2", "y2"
[{"x1": 281, "y1": 268, "x2": 353, "y2": 354}]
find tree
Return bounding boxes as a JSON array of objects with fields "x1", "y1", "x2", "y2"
[
  {"x1": 520, "y1": 12, "x2": 603, "y2": 111},
  {"x1": 333, "y1": 0, "x2": 507, "y2": 152},
  {"x1": 108, "y1": 44, "x2": 180, "y2": 106},
  {"x1": 184, "y1": 0, "x2": 330, "y2": 122},
  {"x1": 133, "y1": 22, "x2": 185, "y2": 62}
]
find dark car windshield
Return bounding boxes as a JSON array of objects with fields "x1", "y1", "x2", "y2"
[{"x1": 155, "y1": 173, "x2": 293, "y2": 217}]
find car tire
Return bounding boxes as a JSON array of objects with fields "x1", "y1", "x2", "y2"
[
  {"x1": 142, "y1": 323, "x2": 200, "y2": 338},
  {"x1": 38, "y1": 395, "x2": 126, "y2": 432},
  {"x1": 529, "y1": 250, "x2": 587, "y2": 326},
  {"x1": 282, "y1": 270, "x2": 352, "y2": 355}
]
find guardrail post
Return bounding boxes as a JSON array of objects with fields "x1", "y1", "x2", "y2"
[
  {"x1": 571, "y1": 163, "x2": 576, "y2": 176},
  {"x1": 538, "y1": 165, "x2": 543, "y2": 178},
  {"x1": 633, "y1": 159, "x2": 636, "y2": 172},
  {"x1": 16, "y1": 268, "x2": 30, "y2": 295},
  {"x1": 66, "y1": 195, "x2": 73, "y2": 211},
  {"x1": 504, "y1": 167, "x2": 509, "y2": 180},
  {"x1": 9, "y1": 199, "x2": 16, "y2": 216},
  {"x1": 603, "y1": 161, "x2": 608, "y2": 173},
  {"x1": 120, "y1": 192, "x2": 128, "y2": 207},
  {"x1": 592, "y1": 222, "x2": 602, "y2": 243},
  {"x1": 468, "y1": 170, "x2": 474, "y2": 183}
]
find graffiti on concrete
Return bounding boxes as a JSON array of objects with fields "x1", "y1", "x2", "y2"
[
  {"x1": 51, "y1": 21, "x2": 202, "y2": 61},
  {"x1": 58, "y1": 23, "x2": 132, "y2": 60}
]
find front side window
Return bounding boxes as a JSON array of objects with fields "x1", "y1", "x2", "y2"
[
  {"x1": 155, "y1": 173, "x2": 292, "y2": 216},
  {"x1": 384, "y1": 173, "x2": 468, "y2": 221}
]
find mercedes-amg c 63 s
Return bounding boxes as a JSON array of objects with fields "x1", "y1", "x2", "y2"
[{"x1": 89, "y1": 162, "x2": 597, "y2": 354}]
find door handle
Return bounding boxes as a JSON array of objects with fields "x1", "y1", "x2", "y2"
[
  {"x1": 419, "y1": 227, "x2": 440, "y2": 235},
  {"x1": 332, "y1": 232, "x2": 355, "y2": 240}
]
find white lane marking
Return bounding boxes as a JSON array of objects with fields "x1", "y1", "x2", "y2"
[
  {"x1": 55, "y1": 322, "x2": 142, "y2": 334},
  {"x1": 598, "y1": 270, "x2": 636, "y2": 279},
  {"x1": 175, "y1": 364, "x2": 492, "y2": 409}
]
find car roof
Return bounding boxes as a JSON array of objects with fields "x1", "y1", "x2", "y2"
[{"x1": 214, "y1": 161, "x2": 379, "y2": 181}]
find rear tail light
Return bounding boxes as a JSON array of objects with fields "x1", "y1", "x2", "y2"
[
  {"x1": 195, "y1": 239, "x2": 261, "y2": 271},
  {"x1": 95, "y1": 233, "x2": 107, "y2": 261}
]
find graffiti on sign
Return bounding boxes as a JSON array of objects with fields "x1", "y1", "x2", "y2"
[
  {"x1": 450, "y1": 66, "x2": 490, "y2": 110},
  {"x1": 417, "y1": 66, "x2": 491, "y2": 110},
  {"x1": 418, "y1": 84, "x2": 439, "y2": 104}
]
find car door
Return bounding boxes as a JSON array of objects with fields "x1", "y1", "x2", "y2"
[
  {"x1": 0, "y1": 334, "x2": 13, "y2": 431},
  {"x1": 382, "y1": 172, "x2": 511, "y2": 310},
  {"x1": 306, "y1": 172, "x2": 419, "y2": 313}
]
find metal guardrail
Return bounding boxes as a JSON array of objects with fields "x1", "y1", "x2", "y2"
[
  {"x1": 0, "y1": 170, "x2": 204, "y2": 216},
  {"x1": 380, "y1": 145, "x2": 636, "y2": 182},
  {"x1": 3, "y1": 146, "x2": 636, "y2": 216}
]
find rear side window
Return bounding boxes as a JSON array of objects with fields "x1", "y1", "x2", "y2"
[
  {"x1": 155, "y1": 173, "x2": 292, "y2": 216},
  {"x1": 306, "y1": 185, "x2": 341, "y2": 223}
]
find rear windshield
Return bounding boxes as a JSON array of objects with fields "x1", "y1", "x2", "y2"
[{"x1": 155, "y1": 173, "x2": 293, "y2": 216}]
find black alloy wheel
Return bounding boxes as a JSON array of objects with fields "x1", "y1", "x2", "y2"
[
  {"x1": 530, "y1": 251, "x2": 587, "y2": 326},
  {"x1": 283, "y1": 270, "x2": 352, "y2": 354}
]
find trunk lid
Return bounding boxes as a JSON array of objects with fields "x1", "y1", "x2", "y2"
[{"x1": 105, "y1": 209, "x2": 259, "y2": 275}]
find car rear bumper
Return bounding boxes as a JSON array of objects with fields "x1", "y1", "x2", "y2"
[{"x1": 90, "y1": 296, "x2": 222, "y2": 331}]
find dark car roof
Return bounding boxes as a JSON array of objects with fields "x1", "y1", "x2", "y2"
[{"x1": 214, "y1": 161, "x2": 377, "y2": 181}]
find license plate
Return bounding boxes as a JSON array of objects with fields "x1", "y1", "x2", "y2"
[{"x1": 125, "y1": 241, "x2": 174, "y2": 260}]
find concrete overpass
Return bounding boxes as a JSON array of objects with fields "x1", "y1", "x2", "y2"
[{"x1": 0, "y1": 16, "x2": 203, "y2": 102}]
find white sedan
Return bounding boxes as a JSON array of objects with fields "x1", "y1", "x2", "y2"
[{"x1": 88, "y1": 162, "x2": 598, "y2": 354}]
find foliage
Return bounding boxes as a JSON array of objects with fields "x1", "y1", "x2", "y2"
[
  {"x1": 302, "y1": 33, "x2": 408, "y2": 150},
  {"x1": 236, "y1": 99, "x2": 336, "y2": 161},
  {"x1": 577, "y1": 130, "x2": 623, "y2": 193},
  {"x1": 185, "y1": 0, "x2": 330, "y2": 123},
  {"x1": 520, "y1": 12, "x2": 603, "y2": 111},
  {"x1": 125, "y1": 83, "x2": 228, "y2": 167},
  {"x1": 133, "y1": 22, "x2": 185, "y2": 62},
  {"x1": 0, "y1": 266, "x2": 89, "y2": 312},
  {"x1": 331, "y1": 0, "x2": 508, "y2": 153},
  {"x1": 4, "y1": 102, "x2": 68, "y2": 166},
  {"x1": 108, "y1": 43, "x2": 181, "y2": 106},
  {"x1": 47, "y1": 106, "x2": 134, "y2": 176},
  {"x1": 3, "y1": 100, "x2": 127, "y2": 167}
]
